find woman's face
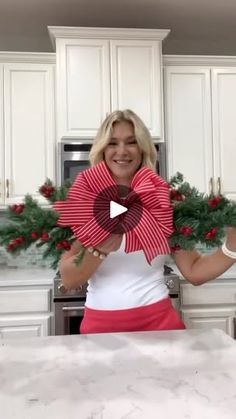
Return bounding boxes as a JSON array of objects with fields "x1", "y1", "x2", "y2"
[{"x1": 104, "y1": 121, "x2": 142, "y2": 185}]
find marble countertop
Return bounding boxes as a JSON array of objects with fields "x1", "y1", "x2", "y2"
[
  {"x1": 168, "y1": 261, "x2": 236, "y2": 280},
  {"x1": 0, "y1": 267, "x2": 54, "y2": 286},
  {"x1": 1, "y1": 328, "x2": 236, "y2": 419}
]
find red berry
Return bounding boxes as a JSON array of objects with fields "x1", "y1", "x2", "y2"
[
  {"x1": 62, "y1": 240, "x2": 71, "y2": 250},
  {"x1": 41, "y1": 232, "x2": 49, "y2": 241},
  {"x1": 10, "y1": 204, "x2": 18, "y2": 212},
  {"x1": 208, "y1": 196, "x2": 221, "y2": 208},
  {"x1": 179, "y1": 226, "x2": 192, "y2": 236},
  {"x1": 39, "y1": 185, "x2": 55, "y2": 198},
  {"x1": 205, "y1": 227, "x2": 217, "y2": 240},
  {"x1": 170, "y1": 189, "x2": 178, "y2": 198},
  {"x1": 15, "y1": 204, "x2": 24, "y2": 214},
  {"x1": 7, "y1": 244, "x2": 14, "y2": 252},
  {"x1": 175, "y1": 193, "x2": 184, "y2": 201},
  {"x1": 15, "y1": 237, "x2": 24, "y2": 245},
  {"x1": 31, "y1": 232, "x2": 38, "y2": 240},
  {"x1": 171, "y1": 245, "x2": 181, "y2": 252}
]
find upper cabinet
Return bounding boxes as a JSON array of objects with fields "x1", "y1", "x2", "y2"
[
  {"x1": 48, "y1": 27, "x2": 170, "y2": 140},
  {"x1": 0, "y1": 54, "x2": 56, "y2": 207},
  {"x1": 164, "y1": 57, "x2": 236, "y2": 200}
]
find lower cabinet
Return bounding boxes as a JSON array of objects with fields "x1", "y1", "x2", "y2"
[
  {"x1": 0, "y1": 315, "x2": 51, "y2": 339},
  {"x1": 0, "y1": 283, "x2": 53, "y2": 340},
  {"x1": 180, "y1": 279, "x2": 236, "y2": 338}
]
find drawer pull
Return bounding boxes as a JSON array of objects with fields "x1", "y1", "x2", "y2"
[
  {"x1": 217, "y1": 177, "x2": 221, "y2": 195},
  {"x1": 209, "y1": 177, "x2": 214, "y2": 195},
  {"x1": 6, "y1": 179, "x2": 10, "y2": 198},
  {"x1": 62, "y1": 306, "x2": 85, "y2": 312}
]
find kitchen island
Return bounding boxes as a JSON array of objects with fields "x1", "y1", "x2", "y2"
[{"x1": 1, "y1": 328, "x2": 236, "y2": 419}]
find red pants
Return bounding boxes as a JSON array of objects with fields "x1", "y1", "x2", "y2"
[{"x1": 80, "y1": 297, "x2": 185, "y2": 334}]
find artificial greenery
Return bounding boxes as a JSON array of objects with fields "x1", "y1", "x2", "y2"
[{"x1": 1, "y1": 173, "x2": 236, "y2": 270}]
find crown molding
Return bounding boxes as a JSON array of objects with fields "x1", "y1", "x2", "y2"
[
  {"x1": 0, "y1": 52, "x2": 56, "y2": 64},
  {"x1": 163, "y1": 54, "x2": 236, "y2": 66},
  {"x1": 48, "y1": 26, "x2": 170, "y2": 50}
]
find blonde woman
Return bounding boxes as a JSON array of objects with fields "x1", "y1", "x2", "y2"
[{"x1": 59, "y1": 110, "x2": 236, "y2": 334}]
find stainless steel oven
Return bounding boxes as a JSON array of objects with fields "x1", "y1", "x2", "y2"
[
  {"x1": 53, "y1": 278, "x2": 87, "y2": 335},
  {"x1": 53, "y1": 267, "x2": 180, "y2": 335},
  {"x1": 58, "y1": 138, "x2": 167, "y2": 185}
]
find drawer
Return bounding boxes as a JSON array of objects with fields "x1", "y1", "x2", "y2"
[
  {"x1": 181, "y1": 281, "x2": 236, "y2": 306},
  {"x1": 0, "y1": 288, "x2": 51, "y2": 314}
]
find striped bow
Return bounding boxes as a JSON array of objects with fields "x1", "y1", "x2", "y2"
[{"x1": 53, "y1": 161, "x2": 173, "y2": 263}]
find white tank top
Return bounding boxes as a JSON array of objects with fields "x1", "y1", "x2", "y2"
[{"x1": 86, "y1": 237, "x2": 169, "y2": 310}]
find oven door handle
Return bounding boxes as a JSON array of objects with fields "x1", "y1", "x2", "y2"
[{"x1": 62, "y1": 306, "x2": 85, "y2": 312}]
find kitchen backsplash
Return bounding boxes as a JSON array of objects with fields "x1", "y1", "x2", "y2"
[
  {"x1": 0, "y1": 212, "x2": 52, "y2": 268},
  {"x1": 0, "y1": 244, "x2": 52, "y2": 268}
]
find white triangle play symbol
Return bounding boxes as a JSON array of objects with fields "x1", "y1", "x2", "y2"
[{"x1": 110, "y1": 200, "x2": 128, "y2": 219}]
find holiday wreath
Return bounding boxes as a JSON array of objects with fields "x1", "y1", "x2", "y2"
[{"x1": 1, "y1": 172, "x2": 236, "y2": 270}]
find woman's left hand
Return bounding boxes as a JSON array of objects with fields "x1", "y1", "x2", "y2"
[{"x1": 225, "y1": 227, "x2": 236, "y2": 252}]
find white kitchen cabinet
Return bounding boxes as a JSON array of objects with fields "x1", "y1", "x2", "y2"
[
  {"x1": 55, "y1": 38, "x2": 110, "y2": 139},
  {"x1": 164, "y1": 57, "x2": 236, "y2": 200},
  {"x1": 0, "y1": 53, "x2": 56, "y2": 207},
  {"x1": 181, "y1": 307, "x2": 236, "y2": 337},
  {"x1": 0, "y1": 63, "x2": 3, "y2": 205},
  {"x1": 0, "y1": 315, "x2": 51, "y2": 339},
  {"x1": 0, "y1": 277, "x2": 53, "y2": 340},
  {"x1": 49, "y1": 27, "x2": 169, "y2": 139},
  {"x1": 180, "y1": 279, "x2": 236, "y2": 338}
]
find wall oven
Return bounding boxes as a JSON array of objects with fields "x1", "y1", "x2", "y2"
[
  {"x1": 53, "y1": 278, "x2": 87, "y2": 335},
  {"x1": 58, "y1": 138, "x2": 167, "y2": 185}
]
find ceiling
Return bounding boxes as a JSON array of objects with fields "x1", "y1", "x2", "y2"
[{"x1": 1, "y1": 0, "x2": 236, "y2": 55}]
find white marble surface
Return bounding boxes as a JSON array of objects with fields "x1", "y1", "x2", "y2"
[
  {"x1": 169, "y1": 261, "x2": 236, "y2": 280},
  {"x1": 0, "y1": 267, "x2": 54, "y2": 286},
  {"x1": 1, "y1": 329, "x2": 236, "y2": 419}
]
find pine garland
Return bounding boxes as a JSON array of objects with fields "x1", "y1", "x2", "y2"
[{"x1": 1, "y1": 173, "x2": 236, "y2": 270}]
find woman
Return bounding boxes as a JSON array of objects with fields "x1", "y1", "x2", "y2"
[{"x1": 59, "y1": 109, "x2": 236, "y2": 334}]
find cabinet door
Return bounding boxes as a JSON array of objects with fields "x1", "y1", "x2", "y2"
[
  {"x1": 0, "y1": 314, "x2": 51, "y2": 339},
  {"x1": 0, "y1": 64, "x2": 3, "y2": 206},
  {"x1": 56, "y1": 38, "x2": 110, "y2": 138},
  {"x1": 181, "y1": 307, "x2": 236, "y2": 338},
  {"x1": 111, "y1": 40, "x2": 163, "y2": 138},
  {"x1": 211, "y1": 68, "x2": 236, "y2": 200},
  {"x1": 4, "y1": 63, "x2": 55, "y2": 205},
  {"x1": 164, "y1": 67, "x2": 213, "y2": 191}
]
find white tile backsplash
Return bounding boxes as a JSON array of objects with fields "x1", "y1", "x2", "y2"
[{"x1": 0, "y1": 211, "x2": 53, "y2": 268}]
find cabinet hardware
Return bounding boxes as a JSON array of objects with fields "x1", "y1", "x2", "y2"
[
  {"x1": 217, "y1": 177, "x2": 221, "y2": 195},
  {"x1": 234, "y1": 317, "x2": 236, "y2": 340},
  {"x1": 0, "y1": 180, "x2": 1, "y2": 197},
  {"x1": 62, "y1": 306, "x2": 85, "y2": 312},
  {"x1": 6, "y1": 179, "x2": 10, "y2": 198},
  {"x1": 209, "y1": 177, "x2": 214, "y2": 195}
]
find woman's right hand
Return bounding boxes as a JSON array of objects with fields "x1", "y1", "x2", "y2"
[{"x1": 96, "y1": 234, "x2": 123, "y2": 255}]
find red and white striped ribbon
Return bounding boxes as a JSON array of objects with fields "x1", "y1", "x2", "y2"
[{"x1": 53, "y1": 161, "x2": 173, "y2": 263}]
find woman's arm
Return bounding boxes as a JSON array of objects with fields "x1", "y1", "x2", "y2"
[
  {"x1": 59, "y1": 234, "x2": 123, "y2": 289},
  {"x1": 174, "y1": 227, "x2": 236, "y2": 285}
]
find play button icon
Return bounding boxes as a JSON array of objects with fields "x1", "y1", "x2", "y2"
[
  {"x1": 110, "y1": 201, "x2": 127, "y2": 219},
  {"x1": 93, "y1": 184, "x2": 143, "y2": 234}
]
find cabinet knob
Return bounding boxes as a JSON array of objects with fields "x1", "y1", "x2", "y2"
[
  {"x1": 6, "y1": 179, "x2": 10, "y2": 198},
  {"x1": 209, "y1": 177, "x2": 214, "y2": 195},
  {"x1": 217, "y1": 177, "x2": 222, "y2": 195}
]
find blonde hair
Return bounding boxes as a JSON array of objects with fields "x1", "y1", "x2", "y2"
[{"x1": 89, "y1": 109, "x2": 157, "y2": 170}]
